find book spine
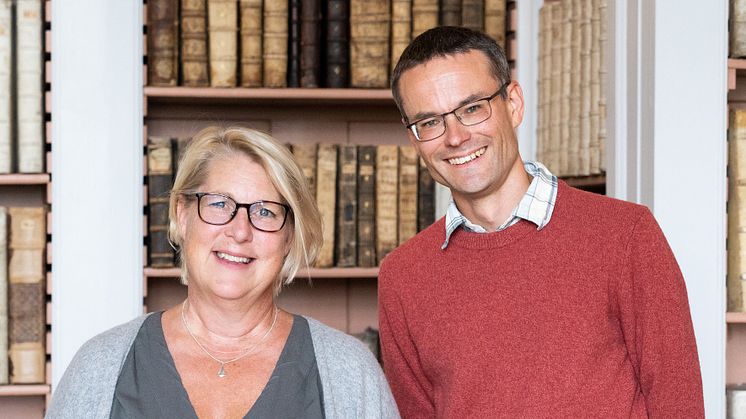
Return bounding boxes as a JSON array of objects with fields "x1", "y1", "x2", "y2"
[
  {"x1": 16, "y1": 0, "x2": 43, "y2": 173},
  {"x1": 324, "y1": 0, "x2": 349, "y2": 88},
  {"x1": 287, "y1": 0, "x2": 301, "y2": 87},
  {"x1": 357, "y1": 145, "x2": 376, "y2": 267},
  {"x1": 0, "y1": 206, "x2": 7, "y2": 383},
  {"x1": 148, "y1": 137, "x2": 175, "y2": 268},
  {"x1": 181, "y1": 0, "x2": 209, "y2": 87},
  {"x1": 727, "y1": 387, "x2": 746, "y2": 418},
  {"x1": 548, "y1": 3, "x2": 562, "y2": 175},
  {"x1": 461, "y1": 0, "x2": 484, "y2": 33},
  {"x1": 0, "y1": 0, "x2": 10, "y2": 173},
  {"x1": 239, "y1": 0, "x2": 263, "y2": 87},
  {"x1": 335, "y1": 145, "x2": 357, "y2": 267},
  {"x1": 578, "y1": 0, "x2": 592, "y2": 175},
  {"x1": 733, "y1": 0, "x2": 746, "y2": 58},
  {"x1": 568, "y1": 0, "x2": 582, "y2": 176},
  {"x1": 291, "y1": 143, "x2": 318, "y2": 199},
  {"x1": 411, "y1": 0, "x2": 438, "y2": 38},
  {"x1": 8, "y1": 207, "x2": 46, "y2": 384},
  {"x1": 439, "y1": 0, "x2": 461, "y2": 27},
  {"x1": 589, "y1": 0, "x2": 602, "y2": 174},
  {"x1": 485, "y1": 0, "x2": 507, "y2": 47},
  {"x1": 536, "y1": 5, "x2": 547, "y2": 166},
  {"x1": 350, "y1": 0, "x2": 390, "y2": 88},
  {"x1": 390, "y1": 0, "x2": 411, "y2": 73},
  {"x1": 417, "y1": 156, "x2": 434, "y2": 231},
  {"x1": 398, "y1": 146, "x2": 418, "y2": 245},
  {"x1": 208, "y1": 0, "x2": 238, "y2": 87},
  {"x1": 375, "y1": 145, "x2": 398, "y2": 264},
  {"x1": 147, "y1": 0, "x2": 179, "y2": 86},
  {"x1": 263, "y1": 0, "x2": 288, "y2": 87},
  {"x1": 729, "y1": 109, "x2": 746, "y2": 312},
  {"x1": 598, "y1": 0, "x2": 608, "y2": 173},
  {"x1": 559, "y1": 0, "x2": 572, "y2": 176},
  {"x1": 300, "y1": 0, "x2": 322, "y2": 87},
  {"x1": 315, "y1": 144, "x2": 337, "y2": 267}
]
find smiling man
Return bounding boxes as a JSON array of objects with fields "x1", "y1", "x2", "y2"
[{"x1": 377, "y1": 26, "x2": 704, "y2": 418}]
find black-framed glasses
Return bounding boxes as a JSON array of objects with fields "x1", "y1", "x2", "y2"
[
  {"x1": 192, "y1": 193, "x2": 291, "y2": 232},
  {"x1": 405, "y1": 82, "x2": 510, "y2": 142}
]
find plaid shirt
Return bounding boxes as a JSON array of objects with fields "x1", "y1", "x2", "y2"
[{"x1": 442, "y1": 161, "x2": 558, "y2": 249}]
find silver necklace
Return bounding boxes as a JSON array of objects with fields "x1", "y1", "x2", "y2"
[{"x1": 180, "y1": 300, "x2": 279, "y2": 378}]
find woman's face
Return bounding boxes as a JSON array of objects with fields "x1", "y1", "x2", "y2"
[{"x1": 177, "y1": 154, "x2": 292, "y2": 302}]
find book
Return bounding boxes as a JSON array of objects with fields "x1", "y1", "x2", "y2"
[
  {"x1": 398, "y1": 146, "x2": 418, "y2": 245},
  {"x1": 147, "y1": 0, "x2": 179, "y2": 86},
  {"x1": 0, "y1": 206, "x2": 7, "y2": 383},
  {"x1": 376, "y1": 145, "x2": 398, "y2": 264},
  {"x1": 16, "y1": 0, "x2": 44, "y2": 173},
  {"x1": 315, "y1": 144, "x2": 337, "y2": 267},
  {"x1": 727, "y1": 385, "x2": 746, "y2": 419},
  {"x1": 598, "y1": 0, "x2": 608, "y2": 173},
  {"x1": 350, "y1": 0, "x2": 390, "y2": 88},
  {"x1": 357, "y1": 145, "x2": 376, "y2": 267},
  {"x1": 589, "y1": 0, "x2": 601, "y2": 174},
  {"x1": 548, "y1": 2, "x2": 562, "y2": 175},
  {"x1": 568, "y1": 0, "x2": 582, "y2": 176},
  {"x1": 324, "y1": 0, "x2": 349, "y2": 88},
  {"x1": 148, "y1": 136, "x2": 175, "y2": 268},
  {"x1": 239, "y1": 0, "x2": 263, "y2": 87},
  {"x1": 578, "y1": 0, "x2": 592, "y2": 175},
  {"x1": 411, "y1": 0, "x2": 438, "y2": 38},
  {"x1": 730, "y1": 109, "x2": 746, "y2": 312},
  {"x1": 733, "y1": 0, "x2": 746, "y2": 58},
  {"x1": 287, "y1": 0, "x2": 301, "y2": 87},
  {"x1": 0, "y1": 0, "x2": 10, "y2": 173},
  {"x1": 390, "y1": 0, "x2": 411, "y2": 73},
  {"x1": 439, "y1": 0, "x2": 461, "y2": 26},
  {"x1": 417, "y1": 157, "x2": 435, "y2": 232},
  {"x1": 485, "y1": 0, "x2": 507, "y2": 48},
  {"x1": 461, "y1": 0, "x2": 484, "y2": 33},
  {"x1": 536, "y1": 5, "x2": 548, "y2": 166},
  {"x1": 263, "y1": 0, "x2": 288, "y2": 87},
  {"x1": 180, "y1": 0, "x2": 209, "y2": 86},
  {"x1": 300, "y1": 0, "x2": 322, "y2": 87},
  {"x1": 335, "y1": 145, "x2": 357, "y2": 267},
  {"x1": 171, "y1": 136, "x2": 191, "y2": 176},
  {"x1": 559, "y1": 0, "x2": 572, "y2": 176},
  {"x1": 207, "y1": 0, "x2": 238, "y2": 87},
  {"x1": 8, "y1": 207, "x2": 46, "y2": 384},
  {"x1": 291, "y1": 143, "x2": 317, "y2": 198}
]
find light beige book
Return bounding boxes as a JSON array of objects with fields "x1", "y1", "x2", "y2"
[
  {"x1": 598, "y1": 0, "x2": 608, "y2": 172},
  {"x1": 8, "y1": 207, "x2": 46, "y2": 383},
  {"x1": 588, "y1": 0, "x2": 601, "y2": 174},
  {"x1": 549, "y1": 3, "x2": 562, "y2": 175},
  {"x1": 485, "y1": 0, "x2": 507, "y2": 48},
  {"x1": 263, "y1": 0, "x2": 288, "y2": 87},
  {"x1": 398, "y1": 146, "x2": 418, "y2": 245},
  {"x1": 732, "y1": 0, "x2": 746, "y2": 58},
  {"x1": 0, "y1": 206, "x2": 7, "y2": 383},
  {"x1": 729, "y1": 109, "x2": 746, "y2": 313},
  {"x1": 376, "y1": 145, "x2": 398, "y2": 264},
  {"x1": 291, "y1": 143, "x2": 317, "y2": 200},
  {"x1": 568, "y1": 0, "x2": 582, "y2": 176},
  {"x1": 315, "y1": 144, "x2": 337, "y2": 267},
  {"x1": 727, "y1": 385, "x2": 746, "y2": 419},
  {"x1": 208, "y1": 0, "x2": 238, "y2": 87},
  {"x1": 16, "y1": 0, "x2": 43, "y2": 173},
  {"x1": 240, "y1": 0, "x2": 262, "y2": 87},
  {"x1": 536, "y1": 5, "x2": 550, "y2": 166},
  {"x1": 578, "y1": 0, "x2": 592, "y2": 176},
  {"x1": 390, "y1": 0, "x2": 411, "y2": 74},
  {"x1": 559, "y1": 0, "x2": 572, "y2": 176},
  {"x1": 0, "y1": 0, "x2": 10, "y2": 173},
  {"x1": 411, "y1": 0, "x2": 438, "y2": 39},
  {"x1": 350, "y1": 0, "x2": 390, "y2": 88},
  {"x1": 181, "y1": 0, "x2": 209, "y2": 86}
]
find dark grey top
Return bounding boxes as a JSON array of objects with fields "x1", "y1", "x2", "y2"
[{"x1": 109, "y1": 312, "x2": 324, "y2": 419}]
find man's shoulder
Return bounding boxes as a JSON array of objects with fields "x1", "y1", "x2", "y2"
[{"x1": 559, "y1": 181, "x2": 651, "y2": 222}]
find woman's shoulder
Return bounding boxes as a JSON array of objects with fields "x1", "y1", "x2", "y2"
[
  {"x1": 75, "y1": 314, "x2": 151, "y2": 359},
  {"x1": 304, "y1": 317, "x2": 376, "y2": 362}
]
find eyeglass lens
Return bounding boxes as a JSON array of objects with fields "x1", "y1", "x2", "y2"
[{"x1": 197, "y1": 193, "x2": 288, "y2": 232}]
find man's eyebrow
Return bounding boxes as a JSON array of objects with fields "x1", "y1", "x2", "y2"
[{"x1": 408, "y1": 92, "x2": 489, "y2": 122}]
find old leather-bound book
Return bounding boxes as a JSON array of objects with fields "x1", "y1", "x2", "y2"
[
  {"x1": 417, "y1": 157, "x2": 435, "y2": 232},
  {"x1": 208, "y1": 0, "x2": 238, "y2": 87},
  {"x1": 291, "y1": 143, "x2": 318, "y2": 198},
  {"x1": 350, "y1": 0, "x2": 390, "y2": 88},
  {"x1": 239, "y1": 0, "x2": 263, "y2": 87},
  {"x1": 148, "y1": 136, "x2": 175, "y2": 268},
  {"x1": 263, "y1": 0, "x2": 288, "y2": 87},
  {"x1": 485, "y1": 0, "x2": 507, "y2": 48},
  {"x1": 357, "y1": 145, "x2": 376, "y2": 267},
  {"x1": 0, "y1": 206, "x2": 7, "y2": 383},
  {"x1": 461, "y1": 0, "x2": 484, "y2": 32},
  {"x1": 287, "y1": 0, "x2": 301, "y2": 87},
  {"x1": 729, "y1": 109, "x2": 746, "y2": 313},
  {"x1": 375, "y1": 145, "x2": 398, "y2": 264},
  {"x1": 181, "y1": 0, "x2": 209, "y2": 86},
  {"x1": 147, "y1": 0, "x2": 179, "y2": 86},
  {"x1": 300, "y1": 0, "x2": 322, "y2": 87},
  {"x1": 411, "y1": 0, "x2": 437, "y2": 38},
  {"x1": 397, "y1": 146, "x2": 418, "y2": 245},
  {"x1": 390, "y1": 0, "x2": 411, "y2": 74},
  {"x1": 335, "y1": 145, "x2": 357, "y2": 267},
  {"x1": 733, "y1": 0, "x2": 746, "y2": 57},
  {"x1": 315, "y1": 144, "x2": 337, "y2": 267},
  {"x1": 439, "y1": 0, "x2": 461, "y2": 26},
  {"x1": 16, "y1": 0, "x2": 44, "y2": 173},
  {"x1": 0, "y1": 0, "x2": 10, "y2": 173},
  {"x1": 325, "y1": 0, "x2": 349, "y2": 87}
]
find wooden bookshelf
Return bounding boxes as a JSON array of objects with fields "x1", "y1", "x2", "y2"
[
  {"x1": 727, "y1": 312, "x2": 746, "y2": 324},
  {"x1": 728, "y1": 59, "x2": 746, "y2": 90},
  {"x1": 0, "y1": 174, "x2": 50, "y2": 185},
  {"x1": 144, "y1": 87, "x2": 394, "y2": 105},
  {"x1": 0, "y1": 385, "x2": 50, "y2": 397},
  {"x1": 561, "y1": 174, "x2": 606, "y2": 189}
]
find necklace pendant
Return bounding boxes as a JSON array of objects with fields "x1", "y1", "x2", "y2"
[{"x1": 217, "y1": 364, "x2": 226, "y2": 378}]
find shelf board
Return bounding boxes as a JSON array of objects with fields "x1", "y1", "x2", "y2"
[
  {"x1": 727, "y1": 312, "x2": 746, "y2": 323},
  {"x1": 144, "y1": 87, "x2": 395, "y2": 106},
  {"x1": 0, "y1": 384, "x2": 50, "y2": 397},
  {"x1": 0, "y1": 174, "x2": 49, "y2": 185},
  {"x1": 144, "y1": 266, "x2": 379, "y2": 279},
  {"x1": 728, "y1": 59, "x2": 746, "y2": 90},
  {"x1": 560, "y1": 174, "x2": 606, "y2": 188}
]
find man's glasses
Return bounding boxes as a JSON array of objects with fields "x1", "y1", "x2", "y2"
[
  {"x1": 192, "y1": 193, "x2": 290, "y2": 232},
  {"x1": 406, "y1": 82, "x2": 510, "y2": 142}
]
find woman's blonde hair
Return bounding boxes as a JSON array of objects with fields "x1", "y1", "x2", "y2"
[{"x1": 168, "y1": 126, "x2": 322, "y2": 295}]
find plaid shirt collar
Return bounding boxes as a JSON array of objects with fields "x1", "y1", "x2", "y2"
[{"x1": 442, "y1": 161, "x2": 558, "y2": 249}]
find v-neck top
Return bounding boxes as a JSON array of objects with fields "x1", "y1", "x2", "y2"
[{"x1": 109, "y1": 312, "x2": 324, "y2": 419}]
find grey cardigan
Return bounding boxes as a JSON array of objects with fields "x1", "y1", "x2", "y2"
[{"x1": 46, "y1": 314, "x2": 400, "y2": 419}]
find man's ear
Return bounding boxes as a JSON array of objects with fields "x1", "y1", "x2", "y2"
[{"x1": 506, "y1": 81, "x2": 525, "y2": 129}]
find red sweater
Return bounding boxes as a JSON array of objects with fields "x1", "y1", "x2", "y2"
[{"x1": 378, "y1": 182, "x2": 703, "y2": 418}]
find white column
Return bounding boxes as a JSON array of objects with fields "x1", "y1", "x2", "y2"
[
  {"x1": 51, "y1": 1, "x2": 143, "y2": 388},
  {"x1": 515, "y1": 0, "x2": 542, "y2": 160}
]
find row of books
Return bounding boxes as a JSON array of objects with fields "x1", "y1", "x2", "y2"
[
  {"x1": 0, "y1": 206, "x2": 47, "y2": 385},
  {"x1": 146, "y1": 137, "x2": 436, "y2": 269},
  {"x1": 0, "y1": 0, "x2": 45, "y2": 174},
  {"x1": 147, "y1": 0, "x2": 508, "y2": 89},
  {"x1": 732, "y1": 0, "x2": 746, "y2": 58},
  {"x1": 536, "y1": 0, "x2": 607, "y2": 178},
  {"x1": 728, "y1": 109, "x2": 746, "y2": 313}
]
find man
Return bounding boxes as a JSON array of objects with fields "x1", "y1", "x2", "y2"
[{"x1": 378, "y1": 26, "x2": 703, "y2": 418}]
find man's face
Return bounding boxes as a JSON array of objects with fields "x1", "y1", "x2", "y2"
[{"x1": 398, "y1": 50, "x2": 525, "y2": 204}]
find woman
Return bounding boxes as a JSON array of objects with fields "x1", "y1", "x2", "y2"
[{"x1": 46, "y1": 127, "x2": 400, "y2": 419}]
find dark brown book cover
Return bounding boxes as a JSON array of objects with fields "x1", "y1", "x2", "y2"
[
  {"x1": 240, "y1": 0, "x2": 263, "y2": 87},
  {"x1": 288, "y1": 0, "x2": 301, "y2": 87},
  {"x1": 315, "y1": 144, "x2": 337, "y2": 267},
  {"x1": 350, "y1": 0, "x2": 390, "y2": 88},
  {"x1": 357, "y1": 145, "x2": 376, "y2": 267},
  {"x1": 207, "y1": 0, "x2": 238, "y2": 87},
  {"x1": 461, "y1": 0, "x2": 484, "y2": 32},
  {"x1": 412, "y1": 0, "x2": 438, "y2": 38},
  {"x1": 147, "y1": 0, "x2": 179, "y2": 86},
  {"x1": 8, "y1": 207, "x2": 45, "y2": 384},
  {"x1": 375, "y1": 145, "x2": 398, "y2": 264},
  {"x1": 439, "y1": 0, "x2": 461, "y2": 26},
  {"x1": 335, "y1": 145, "x2": 357, "y2": 267},
  {"x1": 417, "y1": 156, "x2": 435, "y2": 232},
  {"x1": 148, "y1": 136, "x2": 175, "y2": 268},
  {"x1": 180, "y1": 0, "x2": 209, "y2": 86},
  {"x1": 485, "y1": 0, "x2": 507, "y2": 48},
  {"x1": 172, "y1": 137, "x2": 192, "y2": 176},
  {"x1": 398, "y1": 146, "x2": 418, "y2": 245},
  {"x1": 325, "y1": 0, "x2": 349, "y2": 87},
  {"x1": 263, "y1": 0, "x2": 288, "y2": 87},
  {"x1": 300, "y1": 0, "x2": 322, "y2": 87},
  {"x1": 291, "y1": 143, "x2": 317, "y2": 198}
]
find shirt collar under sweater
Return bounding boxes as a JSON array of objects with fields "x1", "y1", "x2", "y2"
[{"x1": 442, "y1": 161, "x2": 558, "y2": 249}]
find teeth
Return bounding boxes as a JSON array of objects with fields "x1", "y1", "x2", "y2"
[
  {"x1": 216, "y1": 252, "x2": 252, "y2": 264},
  {"x1": 448, "y1": 147, "x2": 485, "y2": 165}
]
